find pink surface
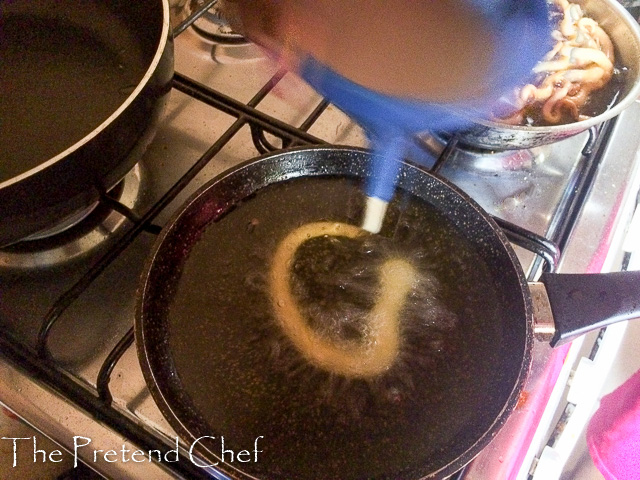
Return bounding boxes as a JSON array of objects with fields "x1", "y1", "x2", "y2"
[{"x1": 587, "y1": 368, "x2": 640, "y2": 480}]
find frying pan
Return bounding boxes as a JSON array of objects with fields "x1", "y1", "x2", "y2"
[
  {"x1": 0, "y1": 0, "x2": 173, "y2": 247},
  {"x1": 136, "y1": 147, "x2": 640, "y2": 480},
  {"x1": 456, "y1": 0, "x2": 640, "y2": 150}
]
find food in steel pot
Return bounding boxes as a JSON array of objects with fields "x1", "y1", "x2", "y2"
[
  {"x1": 456, "y1": 0, "x2": 640, "y2": 150},
  {"x1": 495, "y1": 0, "x2": 624, "y2": 126}
]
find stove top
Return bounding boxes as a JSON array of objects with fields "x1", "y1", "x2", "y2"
[{"x1": 2, "y1": 5, "x2": 640, "y2": 479}]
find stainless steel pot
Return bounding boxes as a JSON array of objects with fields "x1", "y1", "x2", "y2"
[{"x1": 457, "y1": 0, "x2": 640, "y2": 150}]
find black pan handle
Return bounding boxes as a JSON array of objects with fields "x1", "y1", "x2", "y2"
[{"x1": 540, "y1": 270, "x2": 640, "y2": 346}]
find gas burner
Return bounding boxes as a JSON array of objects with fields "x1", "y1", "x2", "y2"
[
  {"x1": 423, "y1": 132, "x2": 546, "y2": 173},
  {"x1": 191, "y1": 1, "x2": 247, "y2": 44},
  {"x1": 447, "y1": 145, "x2": 543, "y2": 173},
  {"x1": 0, "y1": 165, "x2": 142, "y2": 271},
  {"x1": 24, "y1": 203, "x2": 100, "y2": 242},
  {"x1": 173, "y1": 0, "x2": 264, "y2": 64}
]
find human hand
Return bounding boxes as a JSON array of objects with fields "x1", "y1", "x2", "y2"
[{"x1": 224, "y1": 0, "x2": 551, "y2": 231}]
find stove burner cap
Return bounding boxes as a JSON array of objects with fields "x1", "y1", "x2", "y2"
[
  {"x1": 192, "y1": 3, "x2": 247, "y2": 43},
  {"x1": 0, "y1": 164, "x2": 142, "y2": 271}
]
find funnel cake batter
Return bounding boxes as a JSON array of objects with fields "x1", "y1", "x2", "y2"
[{"x1": 269, "y1": 221, "x2": 418, "y2": 378}]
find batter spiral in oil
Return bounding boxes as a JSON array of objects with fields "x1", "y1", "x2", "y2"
[{"x1": 269, "y1": 221, "x2": 418, "y2": 378}]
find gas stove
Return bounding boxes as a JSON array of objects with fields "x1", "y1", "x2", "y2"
[{"x1": 1, "y1": 4, "x2": 640, "y2": 479}]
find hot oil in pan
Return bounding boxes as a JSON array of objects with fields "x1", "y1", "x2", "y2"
[
  {"x1": 0, "y1": 4, "x2": 147, "y2": 182},
  {"x1": 169, "y1": 177, "x2": 514, "y2": 480}
]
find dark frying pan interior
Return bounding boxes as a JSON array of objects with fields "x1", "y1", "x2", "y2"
[
  {"x1": 0, "y1": 1, "x2": 156, "y2": 182},
  {"x1": 137, "y1": 148, "x2": 532, "y2": 480}
]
